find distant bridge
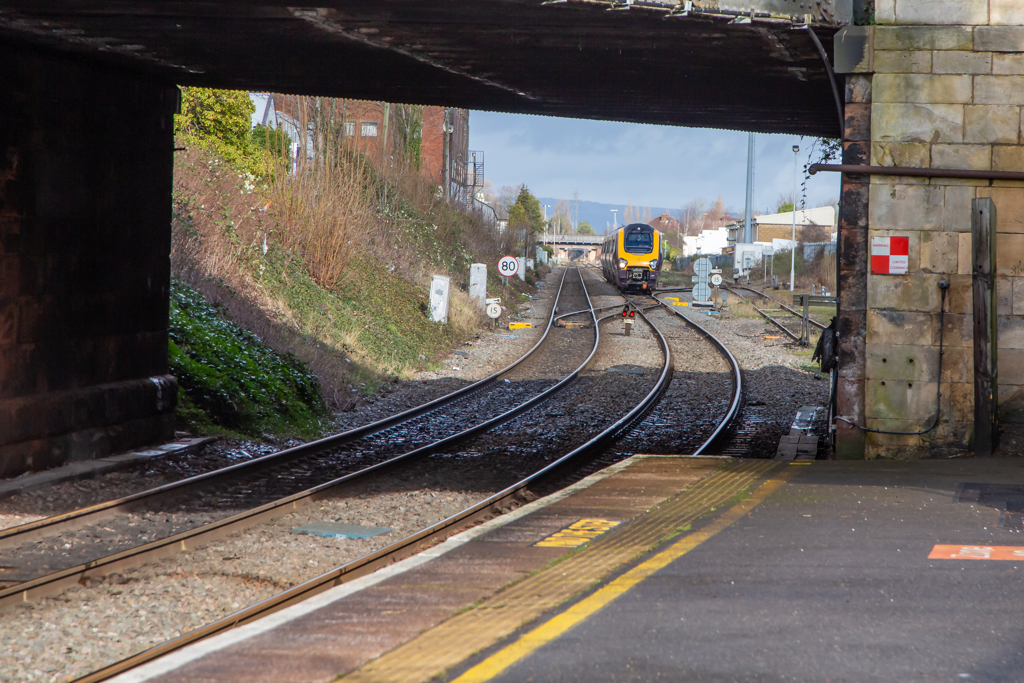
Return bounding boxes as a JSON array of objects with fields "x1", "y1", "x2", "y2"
[{"x1": 541, "y1": 235, "x2": 604, "y2": 247}]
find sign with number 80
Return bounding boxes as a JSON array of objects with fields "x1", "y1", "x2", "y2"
[{"x1": 498, "y1": 255, "x2": 519, "y2": 277}]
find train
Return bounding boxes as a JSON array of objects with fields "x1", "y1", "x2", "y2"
[{"x1": 600, "y1": 222, "x2": 665, "y2": 293}]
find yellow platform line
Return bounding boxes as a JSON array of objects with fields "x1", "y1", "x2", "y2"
[{"x1": 342, "y1": 460, "x2": 784, "y2": 683}]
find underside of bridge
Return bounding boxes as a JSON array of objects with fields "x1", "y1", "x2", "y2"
[{"x1": 0, "y1": 1, "x2": 851, "y2": 475}]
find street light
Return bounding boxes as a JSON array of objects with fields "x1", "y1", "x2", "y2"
[
  {"x1": 790, "y1": 144, "x2": 799, "y2": 292},
  {"x1": 611, "y1": 209, "x2": 618, "y2": 228}
]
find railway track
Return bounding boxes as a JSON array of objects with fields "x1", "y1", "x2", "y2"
[
  {"x1": 727, "y1": 285, "x2": 830, "y2": 342},
  {"x1": 0, "y1": 268, "x2": 603, "y2": 604},
  {"x1": 3, "y1": 268, "x2": 750, "y2": 683}
]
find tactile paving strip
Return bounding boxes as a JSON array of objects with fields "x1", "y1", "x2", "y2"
[{"x1": 344, "y1": 459, "x2": 779, "y2": 683}]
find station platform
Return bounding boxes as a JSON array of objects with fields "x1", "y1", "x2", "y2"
[{"x1": 117, "y1": 455, "x2": 1024, "y2": 683}]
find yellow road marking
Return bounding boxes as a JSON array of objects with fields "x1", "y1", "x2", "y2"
[
  {"x1": 451, "y1": 468, "x2": 797, "y2": 683},
  {"x1": 535, "y1": 519, "x2": 621, "y2": 548},
  {"x1": 508, "y1": 323, "x2": 532, "y2": 330},
  {"x1": 341, "y1": 461, "x2": 782, "y2": 683}
]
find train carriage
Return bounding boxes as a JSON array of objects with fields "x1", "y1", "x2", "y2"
[{"x1": 601, "y1": 222, "x2": 664, "y2": 293}]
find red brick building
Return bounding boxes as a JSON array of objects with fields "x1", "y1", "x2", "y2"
[{"x1": 269, "y1": 95, "x2": 473, "y2": 204}]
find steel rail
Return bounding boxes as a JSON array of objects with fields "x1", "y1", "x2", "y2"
[
  {"x1": 729, "y1": 285, "x2": 828, "y2": 331},
  {"x1": 723, "y1": 287, "x2": 813, "y2": 341},
  {"x1": 653, "y1": 293, "x2": 742, "y2": 454},
  {"x1": 75, "y1": 269, "x2": 673, "y2": 683},
  {"x1": 0, "y1": 269, "x2": 580, "y2": 552},
  {"x1": 0, "y1": 269, "x2": 604, "y2": 611}
]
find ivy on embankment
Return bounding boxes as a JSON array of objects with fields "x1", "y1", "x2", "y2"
[{"x1": 168, "y1": 280, "x2": 328, "y2": 439}]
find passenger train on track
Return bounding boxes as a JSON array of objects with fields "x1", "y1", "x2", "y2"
[{"x1": 600, "y1": 222, "x2": 665, "y2": 293}]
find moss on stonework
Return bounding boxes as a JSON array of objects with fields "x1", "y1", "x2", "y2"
[{"x1": 168, "y1": 280, "x2": 328, "y2": 439}]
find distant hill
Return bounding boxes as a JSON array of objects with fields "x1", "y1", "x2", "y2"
[{"x1": 537, "y1": 198, "x2": 675, "y2": 235}]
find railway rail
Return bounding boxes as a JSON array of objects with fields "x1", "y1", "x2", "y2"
[
  {"x1": 727, "y1": 285, "x2": 830, "y2": 343},
  {"x1": 3, "y1": 268, "x2": 748, "y2": 683},
  {"x1": 0, "y1": 268, "x2": 605, "y2": 605}
]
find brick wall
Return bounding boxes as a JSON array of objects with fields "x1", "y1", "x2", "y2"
[
  {"x1": 0, "y1": 45, "x2": 178, "y2": 476},
  {"x1": 839, "y1": 1, "x2": 1024, "y2": 458}
]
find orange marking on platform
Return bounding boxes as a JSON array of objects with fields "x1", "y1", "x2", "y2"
[{"x1": 929, "y1": 544, "x2": 1024, "y2": 561}]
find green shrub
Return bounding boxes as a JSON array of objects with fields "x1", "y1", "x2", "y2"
[{"x1": 168, "y1": 280, "x2": 327, "y2": 439}]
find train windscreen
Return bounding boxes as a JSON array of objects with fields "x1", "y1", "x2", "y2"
[{"x1": 624, "y1": 230, "x2": 653, "y2": 254}]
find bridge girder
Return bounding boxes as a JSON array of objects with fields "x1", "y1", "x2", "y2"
[{"x1": 0, "y1": 1, "x2": 846, "y2": 136}]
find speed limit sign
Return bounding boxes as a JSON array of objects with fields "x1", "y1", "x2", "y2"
[{"x1": 497, "y1": 255, "x2": 519, "y2": 277}]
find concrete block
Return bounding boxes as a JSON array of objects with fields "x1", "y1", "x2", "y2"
[
  {"x1": 866, "y1": 343, "x2": 938, "y2": 381},
  {"x1": 931, "y1": 144, "x2": 992, "y2": 171},
  {"x1": 1001, "y1": 348, "x2": 1024, "y2": 386},
  {"x1": 940, "y1": 345, "x2": 973, "y2": 384},
  {"x1": 946, "y1": 381, "x2": 975, "y2": 424},
  {"x1": 944, "y1": 274, "x2": 974, "y2": 316},
  {"x1": 975, "y1": 76, "x2": 1024, "y2": 105},
  {"x1": 957, "y1": 232, "x2": 973, "y2": 275},
  {"x1": 469, "y1": 263, "x2": 486, "y2": 309},
  {"x1": 919, "y1": 231, "x2": 959, "y2": 274},
  {"x1": 975, "y1": 27, "x2": 1024, "y2": 53},
  {"x1": 428, "y1": 274, "x2": 450, "y2": 324},
  {"x1": 868, "y1": 272, "x2": 944, "y2": 312},
  {"x1": 993, "y1": 146, "x2": 1024, "y2": 172},
  {"x1": 1013, "y1": 278, "x2": 1024, "y2": 315},
  {"x1": 998, "y1": 314, "x2": 1024, "y2": 350},
  {"x1": 933, "y1": 51, "x2": 991, "y2": 75},
  {"x1": 993, "y1": 54, "x2": 1024, "y2": 76},
  {"x1": 866, "y1": 309, "x2": 935, "y2": 346},
  {"x1": 998, "y1": 233, "x2": 1024, "y2": 276},
  {"x1": 865, "y1": 378, "x2": 939, "y2": 420},
  {"x1": 873, "y1": 74, "x2": 972, "y2": 105},
  {"x1": 940, "y1": 313, "x2": 973, "y2": 348},
  {"x1": 943, "y1": 185, "x2": 975, "y2": 233},
  {"x1": 869, "y1": 183, "x2": 945, "y2": 231},
  {"x1": 872, "y1": 142, "x2": 930, "y2": 168},
  {"x1": 875, "y1": 0, "x2": 895, "y2": 23},
  {"x1": 991, "y1": 0, "x2": 1024, "y2": 26},
  {"x1": 875, "y1": 50, "x2": 931, "y2": 74},
  {"x1": 964, "y1": 106, "x2": 1020, "y2": 144},
  {"x1": 874, "y1": 26, "x2": 973, "y2": 51},
  {"x1": 871, "y1": 103, "x2": 963, "y2": 144},
  {"x1": 998, "y1": 276, "x2": 1013, "y2": 316},
  {"x1": 975, "y1": 188, "x2": 1024, "y2": 234},
  {"x1": 892, "y1": 0, "x2": 987, "y2": 25}
]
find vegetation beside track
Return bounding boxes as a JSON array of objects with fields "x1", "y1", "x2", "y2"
[{"x1": 170, "y1": 88, "x2": 539, "y2": 435}]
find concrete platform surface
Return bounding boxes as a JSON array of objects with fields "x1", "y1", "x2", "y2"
[{"x1": 115, "y1": 457, "x2": 1024, "y2": 683}]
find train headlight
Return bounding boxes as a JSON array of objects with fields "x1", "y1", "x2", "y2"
[
  {"x1": 618, "y1": 258, "x2": 627, "y2": 270},
  {"x1": 649, "y1": 259, "x2": 659, "y2": 270}
]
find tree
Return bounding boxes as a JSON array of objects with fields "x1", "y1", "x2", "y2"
[
  {"x1": 550, "y1": 213, "x2": 572, "y2": 234},
  {"x1": 508, "y1": 186, "x2": 545, "y2": 234},
  {"x1": 177, "y1": 88, "x2": 254, "y2": 149},
  {"x1": 775, "y1": 192, "x2": 797, "y2": 214},
  {"x1": 577, "y1": 220, "x2": 595, "y2": 235}
]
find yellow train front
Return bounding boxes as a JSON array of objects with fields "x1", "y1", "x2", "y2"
[{"x1": 601, "y1": 222, "x2": 664, "y2": 293}]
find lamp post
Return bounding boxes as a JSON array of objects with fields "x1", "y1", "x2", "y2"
[
  {"x1": 790, "y1": 144, "x2": 799, "y2": 292},
  {"x1": 611, "y1": 208, "x2": 618, "y2": 228}
]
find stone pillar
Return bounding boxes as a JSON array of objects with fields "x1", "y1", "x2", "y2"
[
  {"x1": 848, "y1": 1, "x2": 1024, "y2": 458},
  {"x1": 0, "y1": 45, "x2": 179, "y2": 477}
]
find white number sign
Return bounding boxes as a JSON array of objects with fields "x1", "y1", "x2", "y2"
[{"x1": 498, "y1": 255, "x2": 519, "y2": 277}]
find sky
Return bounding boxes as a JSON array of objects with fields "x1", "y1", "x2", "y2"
[{"x1": 468, "y1": 111, "x2": 842, "y2": 221}]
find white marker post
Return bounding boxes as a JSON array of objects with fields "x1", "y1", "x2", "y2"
[
  {"x1": 469, "y1": 263, "x2": 487, "y2": 309},
  {"x1": 428, "y1": 275, "x2": 451, "y2": 324}
]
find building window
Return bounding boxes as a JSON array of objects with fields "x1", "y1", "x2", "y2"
[
  {"x1": 343, "y1": 121, "x2": 355, "y2": 137},
  {"x1": 361, "y1": 121, "x2": 378, "y2": 137}
]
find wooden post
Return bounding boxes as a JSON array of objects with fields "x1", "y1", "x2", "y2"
[
  {"x1": 802, "y1": 294, "x2": 810, "y2": 346},
  {"x1": 972, "y1": 198, "x2": 998, "y2": 456}
]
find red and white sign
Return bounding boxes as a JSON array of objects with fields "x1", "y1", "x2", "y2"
[
  {"x1": 871, "y1": 236, "x2": 909, "y2": 275},
  {"x1": 497, "y1": 255, "x2": 519, "y2": 277}
]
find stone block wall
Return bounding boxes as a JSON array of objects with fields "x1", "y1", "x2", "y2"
[
  {"x1": 841, "y1": 2, "x2": 1024, "y2": 457},
  {"x1": 0, "y1": 45, "x2": 179, "y2": 476}
]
